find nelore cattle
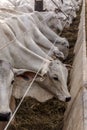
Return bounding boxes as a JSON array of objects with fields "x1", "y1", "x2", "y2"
[
  {"x1": 0, "y1": 0, "x2": 82, "y2": 122},
  {"x1": 0, "y1": 21, "x2": 71, "y2": 121}
]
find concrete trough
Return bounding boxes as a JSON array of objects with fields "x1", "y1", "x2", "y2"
[{"x1": 63, "y1": 0, "x2": 87, "y2": 130}]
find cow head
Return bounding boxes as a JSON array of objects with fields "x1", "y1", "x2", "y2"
[
  {"x1": 0, "y1": 59, "x2": 71, "y2": 122},
  {"x1": 47, "y1": 14, "x2": 64, "y2": 31},
  {"x1": 12, "y1": 60, "x2": 71, "y2": 103},
  {"x1": 63, "y1": 6, "x2": 77, "y2": 18},
  {"x1": 0, "y1": 60, "x2": 28, "y2": 121},
  {"x1": 36, "y1": 60, "x2": 71, "y2": 102},
  {"x1": 55, "y1": 38, "x2": 69, "y2": 59},
  {"x1": 0, "y1": 60, "x2": 14, "y2": 121}
]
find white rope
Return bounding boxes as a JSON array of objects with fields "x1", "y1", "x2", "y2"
[{"x1": 0, "y1": 39, "x2": 16, "y2": 51}]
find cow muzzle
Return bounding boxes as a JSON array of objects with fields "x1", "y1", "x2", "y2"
[
  {"x1": 65, "y1": 97, "x2": 71, "y2": 102},
  {"x1": 58, "y1": 95, "x2": 71, "y2": 102},
  {"x1": 0, "y1": 112, "x2": 11, "y2": 121}
]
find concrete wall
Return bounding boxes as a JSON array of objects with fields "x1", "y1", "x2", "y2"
[{"x1": 63, "y1": 0, "x2": 87, "y2": 130}]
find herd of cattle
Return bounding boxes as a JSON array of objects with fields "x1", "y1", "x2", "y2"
[{"x1": 0, "y1": 0, "x2": 82, "y2": 122}]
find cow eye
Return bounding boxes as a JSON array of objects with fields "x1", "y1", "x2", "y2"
[
  {"x1": 53, "y1": 77, "x2": 59, "y2": 81},
  {"x1": 11, "y1": 80, "x2": 14, "y2": 84}
]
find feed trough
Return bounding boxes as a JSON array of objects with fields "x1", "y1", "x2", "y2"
[{"x1": 63, "y1": 0, "x2": 87, "y2": 129}]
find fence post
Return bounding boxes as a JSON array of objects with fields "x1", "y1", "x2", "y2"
[{"x1": 35, "y1": 0, "x2": 43, "y2": 11}]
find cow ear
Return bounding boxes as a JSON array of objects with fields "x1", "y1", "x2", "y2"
[
  {"x1": 35, "y1": 74, "x2": 47, "y2": 82},
  {"x1": 64, "y1": 64, "x2": 73, "y2": 69},
  {"x1": 13, "y1": 68, "x2": 38, "y2": 76},
  {"x1": 64, "y1": 64, "x2": 73, "y2": 72},
  {"x1": 13, "y1": 68, "x2": 29, "y2": 76},
  {"x1": 13, "y1": 68, "x2": 39, "y2": 81}
]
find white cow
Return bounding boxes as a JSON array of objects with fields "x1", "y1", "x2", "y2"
[
  {"x1": 3, "y1": 16, "x2": 64, "y2": 59},
  {"x1": 0, "y1": 59, "x2": 71, "y2": 121},
  {"x1": 42, "y1": 0, "x2": 78, "y2": 25},
  {"x1": 14, "y1": 1, "x2": 72, "y2": 30},
  {"x1": 14, "y1": 3, "x2": 33, "y2": 13},
  {"x1": 43, "y1": 0, "x2": 62, "y2": 11},
  {"x1": 34, "y1": 11, "x2": 64, "y2": 31},
  {"x1": 0, "y1": 8, "x2": 68, "y2": 59},
  {"x1": 7, "y1": 0, "x2": 34, "y2": 10},
  {"x1": 13, "y1": 60, "x2": 71, "y2": 103},
  {"x1": 0, "y1": 0, "x2": 14, "y2": 8},
  {"x1": 14, "y1": 0, "x2": 73, "y2": 30},
  {"x1": 0, "y1": 0, "x2": 75, "y2": 31},
  {"x1": 0, "y1": 7, "x2": 64, "y2": 31},
  {"x1": 0, "y1": 21, "x2": 71, "y2": 121},
  {"x1": 0, "y1": 8, "x2": 23, "y2": 19},
  {"x1": 61, "y1": 5, "x2": 77, "y2": 18},
  {"x1": 76, "y1": 0, "x2": 82, "y2": 5},
  {"x1": 63, "y1": 0, "x2": 80, "y2": 10},
  {"x1": 30, "y1": 12, "x2": 69, "y2": 58},
  {"x1": 0, "y1": 22, "x2": 51, "y2": 74},
  {"x1": 2, "y1": 0, "x2": 75, "y2": 30}
]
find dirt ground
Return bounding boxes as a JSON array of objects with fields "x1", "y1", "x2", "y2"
[{"x1": 7, "y1": 8, "x2": 81, "y2": 130}]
